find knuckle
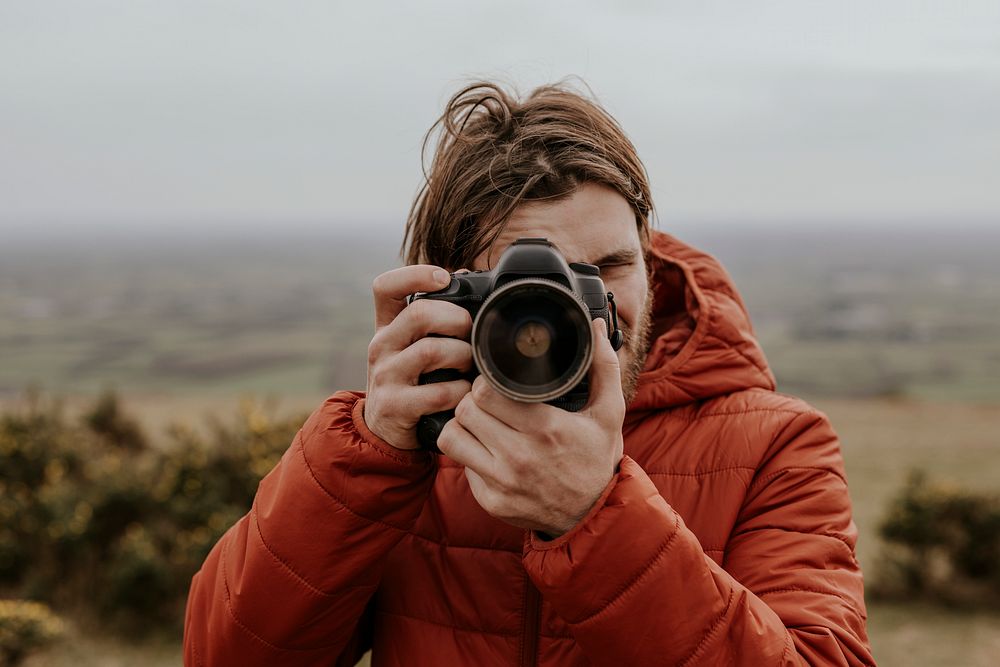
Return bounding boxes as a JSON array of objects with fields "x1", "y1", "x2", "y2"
[
  {"x1": 454, "y1": 305, "x2": 474, "y2": 329},
  {"x1": 449, "y1": 381, "x2": 473, "y2": 411},
  {"x1": 540, "y1": 426, "x2": 562, "y2": 448},
  {"x1": 542, "y1": 416, "x2": 561, "y2": 440},
  {"x1": 407, "y1": 301, "x2": 431, "y2": 331},
  {"x1": 494, "y1": 468, "x2": 518, "y2": 494},
  {"x1": 453, "y1": 396, "x2": 469, "y2": 421},
  {"x1": 442, "y1": 337, "x2": 463, "y2": 361},
  {"x1": 533, "y1": 409, "x2": 555, "y2": 433},
  {"x1": 429, "y1": 384, "x2": 457, "y2": 411},
  {"x1": 506, "y1": 451, "x2": 528, "y2": 476},
  {"x1": 367, "y1": 337, "x2": 383, "y2": 366},
  {"x1": 371, "y1": 273, "x2": 389, "y2": 297},
  {"x1": 436, "y1": 301, "x2": 470, "y2": 330},
  {"x1": 371, "y1": 364, "x2": 395, "y2": 388},
  {"x1": 471, "y1": 378, "x2": 490, "y2": 403},
  {"x1": 418, "y1": 340, "x2": 441, "y2": 368},
  {"x1": 450, "y1": 381, "x2": 471, "y2": 406},
  {"x1": 436, "y1": 422, "x2": 455, "y2": 452}
]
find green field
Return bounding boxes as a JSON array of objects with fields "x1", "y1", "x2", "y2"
[{"x1": 3, "y1": 228, "x2": 1000, "y2": 403}]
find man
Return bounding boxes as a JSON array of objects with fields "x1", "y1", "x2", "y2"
[{"x1": 184, "y1": 81, "x2": 875, "y2": 666}]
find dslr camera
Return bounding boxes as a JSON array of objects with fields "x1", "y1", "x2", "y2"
[{"x1": 410, "y1": 238, "x2": 624, "y2": 452}]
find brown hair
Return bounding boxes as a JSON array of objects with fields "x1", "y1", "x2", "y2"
[{"x1": 402, "y1": 80, "x2": 654, "y2": 270}]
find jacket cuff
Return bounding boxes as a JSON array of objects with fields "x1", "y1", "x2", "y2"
[
  {"x1": 290, "y1": 391, "x2": 436, "y2": 529},
  {"x1": 220, "y1": 391, "x2": 438, "y2": 649},
  {"x1": 521, "y1": 456, "x2": 681, "y2": 625}
]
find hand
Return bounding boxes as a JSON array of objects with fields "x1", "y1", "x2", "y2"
[
  {"x1": 363, "y1": 265, "x2": 474, "y2": 450},
  {"x1": 438, "y1": 319, "x2": 626, "y2": 536}
]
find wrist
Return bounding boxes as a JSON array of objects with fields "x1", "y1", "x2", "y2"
[
  {"x1": 355, "y1": 399, "x2": 426, "y2": 458},
  {"x1": 361, "y1": 400, "x2": 420, "y2": 451},
  {"x1": 541, "y1": 469, "x2": 618, "y2": 538},
  {"x1": 529, "y1": 468, "x2": 621, "y2": 546}
]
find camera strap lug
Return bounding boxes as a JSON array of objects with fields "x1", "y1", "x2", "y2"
[{"x1": 607, "y1": 292, "x2": 625, "y2": 351}]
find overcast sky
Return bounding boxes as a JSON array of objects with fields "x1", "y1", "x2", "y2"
[{"x1": 1, "y1": 1, "x2": 998, "y2": 239}]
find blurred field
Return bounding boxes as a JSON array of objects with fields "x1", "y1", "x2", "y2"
[
  {"x1": 3, "y1": 228, "x2": 1000, "y2": 403},
  {"x1": 3, "y1": 227, "x2": 999, "y2": 665}
]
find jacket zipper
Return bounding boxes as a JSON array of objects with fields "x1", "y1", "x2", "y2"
[{"x1": 520, "y1": 574, "x2": 542, "y2": 667}]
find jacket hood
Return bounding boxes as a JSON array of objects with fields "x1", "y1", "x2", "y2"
[{"x1": 627, "y1": 231, "x2": 776, "y2": 412}]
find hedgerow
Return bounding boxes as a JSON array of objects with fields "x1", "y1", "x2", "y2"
[{"x1": 0, "y1": 390, "x2": 306, "y2": 634}]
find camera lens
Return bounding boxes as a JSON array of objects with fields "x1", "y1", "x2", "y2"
[{"x1": 472, "y1": 278, "x2": 593, "y2": 402}]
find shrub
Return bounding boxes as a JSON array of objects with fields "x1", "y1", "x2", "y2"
[
  {"x1": 0, "y1": 599, "x2": 64, "y2": 667},
  {"x1": 875, "y1": 470, "x2": 1000, "y2": 606},
  {"x1": 84, "y1": 389, "x2": 147, "y2": 452},
  {"x1": 0, "y1": 390, "x2": 307, "y2": 635}
]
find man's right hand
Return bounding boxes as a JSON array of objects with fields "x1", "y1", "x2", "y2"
[{"x1": 363, "y1": 265, "x2": 474, "y2": 450}]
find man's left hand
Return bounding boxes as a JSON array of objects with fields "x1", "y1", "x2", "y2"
[{"x1": 437, "y1": 319, "x2": 626, "y2": 537}]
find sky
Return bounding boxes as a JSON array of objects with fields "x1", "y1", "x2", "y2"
[{"x1": 1, "y1": 1, "x2": 998, "y2": 239}]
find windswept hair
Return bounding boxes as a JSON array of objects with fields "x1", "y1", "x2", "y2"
[{"x1": 402, "y1": 80, "x2": 654, "y2": 270}]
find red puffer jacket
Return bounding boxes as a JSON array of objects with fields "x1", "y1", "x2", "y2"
[{"x1": 184, "y1": 232, "x2": 874, "y2": 666}]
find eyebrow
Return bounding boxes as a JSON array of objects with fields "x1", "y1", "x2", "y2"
[{"x1": 589, "y1": 247, "x2": 640, "y2": 266}]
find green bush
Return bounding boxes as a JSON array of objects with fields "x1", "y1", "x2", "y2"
[
  {"x1": 84, "y1": 389, "x2": 147, "y2": 452},
  {"x1": 876, "y1": 470, "x2": 1000, "y2": 606},
  {"x1": 0, "y1": 391, "x2": 306, "y2": 635},
  {"x1": 0, "y1": 599, "x2": 64, "y2": 667}
]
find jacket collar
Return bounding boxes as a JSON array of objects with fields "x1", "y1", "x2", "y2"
[{"x1": 628, "y1": 230, "x2": 776, "y2": 413}]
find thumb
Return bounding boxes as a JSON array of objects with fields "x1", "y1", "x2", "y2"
[{"x1": 585, "y1": 318, "x2": 624, "y2": 415}]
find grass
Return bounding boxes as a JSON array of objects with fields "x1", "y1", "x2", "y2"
[
  {"x1": 20, "y1": 631, "x2": 181, "y2": 667},
  {"x1": 816, "y1": 397, "x2": 1000, "y2": 667},
  {"x1": 865, "y1": 602, "x2": 1000, "y2": 667}
]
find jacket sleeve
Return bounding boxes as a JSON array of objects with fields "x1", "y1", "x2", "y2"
[
  {"x1": 522, "y1": 410, "x2": 875, "y2": 666},
  {"x1": 183, "y1": 391, "x2": 436, "y2": 667}
]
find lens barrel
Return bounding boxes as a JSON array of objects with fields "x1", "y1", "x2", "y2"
[{"x1": 471, "y1": 278, "x2": 593, "y2": 402}]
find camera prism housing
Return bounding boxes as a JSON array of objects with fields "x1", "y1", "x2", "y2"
[{"x1": 410, "y1": 237, "x2": 623, "y2": 452}]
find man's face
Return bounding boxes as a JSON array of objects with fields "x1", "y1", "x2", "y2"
[{"x1": 471, "y1": 182, "x2": 653, "y2": 404}]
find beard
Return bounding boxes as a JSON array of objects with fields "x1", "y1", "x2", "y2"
[{"x1": 618, "y1": 284, "x2": 654, "y2": 406}]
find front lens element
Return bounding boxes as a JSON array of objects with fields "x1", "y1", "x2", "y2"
[{"x1": 472, "y1": 279, "x2": 592, "y2": 402}]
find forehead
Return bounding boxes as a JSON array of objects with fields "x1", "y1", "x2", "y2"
[{"x1": 472, "y1": 182, "x2": 640, "y2": 269}]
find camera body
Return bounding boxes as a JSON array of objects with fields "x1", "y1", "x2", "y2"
[{"x1": 410, "y1": 237, "x2": 623, "y2": 452}]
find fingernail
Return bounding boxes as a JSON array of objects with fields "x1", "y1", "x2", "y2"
[{"x1": 433, "y1": 269, "x2": 450, "y2": 285}]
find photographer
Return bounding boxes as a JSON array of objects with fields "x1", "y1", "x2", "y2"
[{"x1": 183, "y1": 81, "x2": 874, "y2": 666}]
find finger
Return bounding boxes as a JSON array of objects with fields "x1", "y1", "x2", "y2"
[
  {"x1": 403, "y1": 379, "x2": 472, "y2": 416},
  {"x1": 464, "y1": 466, "x2": 489, "y2": 498},
  {"x1": 585, "y1": 318, "x2": 624, "y2": 415},
  {"x1": 393, "y1": 337, "x2": 473, "y2": 382},
  {"x1": 372, "y1": 265, "x2": 451, "y2": 328},
  {"x1": 437, "y1": 418, "x2": 495, "y2": 475},
  {"x1": 453, "y1": 391, "x2": 519, "y2": 455},
  {"x1": 374, "y1": 299, "x2": 473, "y2": 353},
  {"x1": 468, "y1": 375, "x2": 550, "y2": 431}
]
